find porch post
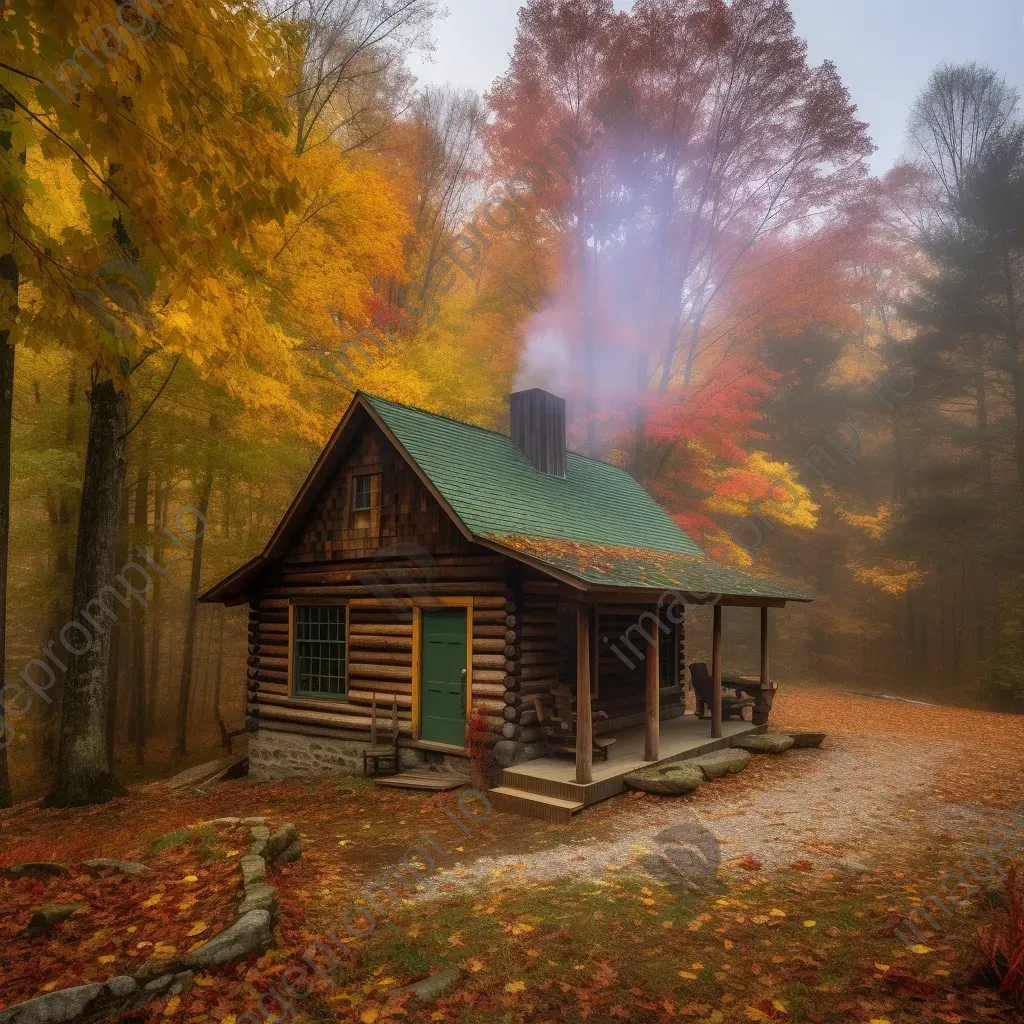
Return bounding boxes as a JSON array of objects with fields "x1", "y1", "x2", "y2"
[
  {"x1": 644, "y1": 605, "x2": 660, "y2": 760},
  {"x1": 755, "y1": 605, "x2": 771, "y2": 726},
  {"x1": 711, "y1": 604, "x2": 723, "y2": 739},
  {"x1": 575, "y1": 603, "x2": 593, "y2": 785}
]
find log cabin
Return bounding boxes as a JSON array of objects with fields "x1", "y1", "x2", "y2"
[{"x1": 201, "y1": 388, "x2": 810, "y2": 820}]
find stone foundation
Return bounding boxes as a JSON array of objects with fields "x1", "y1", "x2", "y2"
[
  {"x1": 249, "y1": 727, "x2": 372, "y2": 777},
  {"x1": 250, "y1": 727, "x2": 471, "y2": 778},
  {"x1": 398, "y1": 746, "x2": 471, "y2": 774}
]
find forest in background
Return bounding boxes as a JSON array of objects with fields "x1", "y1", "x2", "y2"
[{"x1": 1, "y1": 0, "x2": 1023, "y2": 805}]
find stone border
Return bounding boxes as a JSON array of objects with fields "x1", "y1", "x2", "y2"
[{"x1": 0, "y1": 818, "x2": 302, "y2": 1024}]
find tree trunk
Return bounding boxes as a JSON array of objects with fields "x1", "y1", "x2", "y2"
[
  {"x1": 131, "y1": 462, "x2": 149, "y2": 765},
  {"x1": 147, "y1": 477, "x2": 168, "y2": 731},
  {"x1": 43, "y1": 379, "x2": 127, "y2": 807},
  {"x1": 1005, "y1": 246, "x2": 1024, "y2": 499},
  {"x1": 0, "y1": 266, "x2": 14, "y2": 809},
  {"x1": 106, "y1": 480, "x2": 131, "y2": 765},
  {"x1": 173, "y1": 468, "x2": 213, "y2": 757},
  {"x1": 0, "y1": 82, "x2": 21, "y2": 807}
]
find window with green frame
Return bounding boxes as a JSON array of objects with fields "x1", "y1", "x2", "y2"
[{"x1": 293, "y1": 605, "x2": 347, "y2": 699}]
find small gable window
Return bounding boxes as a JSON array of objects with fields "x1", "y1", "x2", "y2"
[
  {"x1": 351, "y1": 473, "x2": 379, "y2": 531},
  {"x1": 293, "y1": 605, "x2": 347, "y2": 699}
]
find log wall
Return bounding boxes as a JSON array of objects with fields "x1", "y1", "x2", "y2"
[{"x1": 247, "y1": 557, "x2": 517, "y2": 752}]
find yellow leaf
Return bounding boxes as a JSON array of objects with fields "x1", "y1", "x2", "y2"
[
  {"x1": 678, "y1": 971, "x2": 698, "y2": 980},
  {"x1": 221, "y1": 1018, "x2": 236, "y2": 1024},
  {"x1": 909, "y1": 944, "x2": 933, "y2": 954},
  {"x1": 448, "y1": 932, "x2": 464, "y2": 947},
  {"x1": 225, "y1": 850, "x2": 239, "y2": 857},
  {"x1": 142, "y1": 894, "x2": 163, "y2": 908},
  {"x1": 874, "y1": 963, "x2": 890, "y2": 972},
  {"x1": 466, "y1": 958, "x2": 485, "y2": 973},
  {"x1": 195, "y1": 976, "x2": 215, "y2": 987},
  {"x1": 183, "y1": 875, "x2": 198, "y2": 883},
  {"x1": 359, "y1": 1010, "x2": 378, "y2": 1024},
  {"x1": 40, "y1": 982, "x2": 58, "y2": 993},
  {"x1": 803, "y1": 920, "x2": 816, "y2": 928},
  {"x1": 163, "y1": 996, "x2": 180, "y2": 1016},
  {"x1": 691, "y1": 963, "x2": 703, "y2": 970},
  {"x1": 640, "y1": 898, "x2": 656, "y2": 906},
  {"x1": 510, "y1": 923, "x2": 534, "y2": 935},
  {"x1": 504, "y1": 980, "x2": 526, "y2": 993},
  {"x1": 186, "y1": 922, "x2": 208, "y2": 937},
  {"x1": 869, "y1": 1020, "x2": 893, "y2": 1024},
  {"x1": 98, "y1": 955, "x2": 116, "y2": 964},
  {"x1": 744, "y1": 1008, "x2": 768, "y2": 1021},
  {"x1": 933, "y1": 968, "x2": 950, "y2": 976},
  {"x1": 772, "y1": 1000, "x2": 787, "y2": 1013},
  {"x1": 769, "y1": 909, "x2": 786, "y2": 917},
  {"x1": 662, "y1": 921, "x2": 673, "y2": 928}
]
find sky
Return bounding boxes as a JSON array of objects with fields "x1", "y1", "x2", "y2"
[{"x1": 408, "y1": 0, "x2": 1024, "y2": 173}]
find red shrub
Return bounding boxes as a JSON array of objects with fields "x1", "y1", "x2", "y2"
[
  {"x1": 467, "y1": 703, "x2": 490, "y2": 790},
  {"x1": 977, "y1": 859, "x2": 1024, "y2": 1007}
]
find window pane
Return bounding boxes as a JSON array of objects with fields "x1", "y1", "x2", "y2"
[
  {"x1": 353, "y1": 474, "x2": 372, "y2": 511},
  {"x1": 293, "y1": 605, "x2": 346, "y2": 698}
]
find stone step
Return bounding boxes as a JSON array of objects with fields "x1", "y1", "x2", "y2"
[{"x1": 488, "y1": 786, "x2": 584, "y2": 824}]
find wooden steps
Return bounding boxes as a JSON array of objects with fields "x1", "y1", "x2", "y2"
[
  {"x1": 488, "y1": 786, "x2": 584, "y2": 824},
  {"x1": 375, "y1": 769, "x2": 469, "y2": 791}
]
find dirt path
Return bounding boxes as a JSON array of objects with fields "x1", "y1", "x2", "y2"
[{"x1": 420, "y1": 730, "x2": 1002, "y2": 901}]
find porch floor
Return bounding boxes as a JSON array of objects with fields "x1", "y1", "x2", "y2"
[{"x1": 491, "y1": 716, "x2": 762, "y2": 820}]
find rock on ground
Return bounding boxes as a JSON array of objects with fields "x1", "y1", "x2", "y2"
[
  {"x1": 184, "y1": 910, "x2": 273, "y2": 969},
  {"x1": 392, "y1": 967, "x2": 462, "y2": 1004},
  {"x1": 690, "y1": 748, "x2": 752, "y2": 780},
  {"x1": 733, "y1": 733, "x2": 795, "y2": 754},
  {"x1": 5, "y1": 863, "x2": 69, "y2": 879},
  {"x1": 24, "y1": 904, "x2": 86, "y2": 937},
  {"x1": 0, "y1": 983, "x2": 106, "y2": 1024},
  {"x1": 275, "y1": 841, "x2": 302, "y2": 864},
  {"x1": 239, "y1": 855, "x2": 266, "y2": 887},
  {"x1": 82, "y1": 859, "x2": 151, "y2": 875},
  {"x1": 788, "y1": 732, "x2": 827, "y2": 748},
  {"x1": 265, "y1": 824, "x2": 299, "y2": 862},
  {"x1": 624, "y1": 762, "x2": 704, "y2": 795},
  {"x1": 237, "y1": 882, "x2": 278, "y2": 923}
]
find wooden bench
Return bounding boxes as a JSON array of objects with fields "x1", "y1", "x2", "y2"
[{"x1": 533, "y1": 694, "x2": 617, "y2": 761}]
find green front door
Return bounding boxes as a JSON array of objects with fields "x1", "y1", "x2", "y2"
[{"x1": 420, "y1": 609, "x2": 468, "y2": 746}]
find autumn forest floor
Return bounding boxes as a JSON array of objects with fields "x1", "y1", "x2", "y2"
[{"x1": 2, "y1": 684, "x2": 1024, "y2": 1024}]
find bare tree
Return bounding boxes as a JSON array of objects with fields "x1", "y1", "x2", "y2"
[
  {"x1": 266, "y1": 0, "x2": 440, "y2": 155},
  {"x1": 907, "y1": 62, "x2": 1019, "y2": 221},
  {"x1": 403, "y1": 87, "x2": 483, "y2": 284}
]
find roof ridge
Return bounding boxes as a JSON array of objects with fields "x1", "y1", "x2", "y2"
[
  {"x1": 360, "y1": 391, "x2": 512, "y2": 442},
  {"x1": 361, "y1": 391, "x2": 627, "y2": 472}
]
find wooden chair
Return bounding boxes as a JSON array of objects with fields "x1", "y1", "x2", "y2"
[
  {"x1": 533, "y1": 694, "x2": 616, "y2": 762},
  {"x1": 688, "y1": 662, "x2": 756, "y2": 721},
  {"x1": 363, "y1": 693, "x2": 400, "y2": 777}
]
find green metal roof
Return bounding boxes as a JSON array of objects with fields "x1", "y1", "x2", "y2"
[{"x1": 364, "y1": 393, "x2": 810, "y2": 602}]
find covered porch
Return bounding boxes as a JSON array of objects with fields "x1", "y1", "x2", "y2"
[{"x1": 490, "y1": 591, "x2": 785, "y2": 822}]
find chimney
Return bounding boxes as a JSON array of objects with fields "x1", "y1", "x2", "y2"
[{"x1": 510, "y1": 389, "x2": 566, "y2": 478}]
